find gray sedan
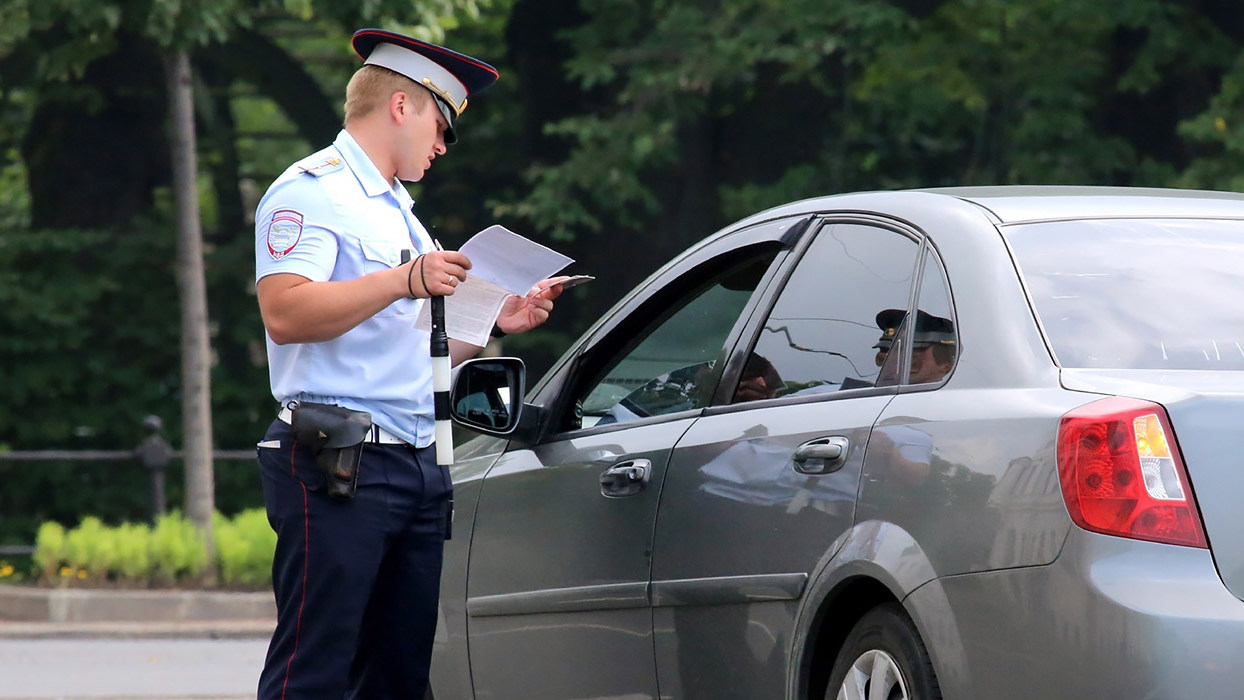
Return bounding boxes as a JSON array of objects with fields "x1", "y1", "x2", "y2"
[{"x1": 436, "y1": 187, "x2": 1244, "y2": 699}]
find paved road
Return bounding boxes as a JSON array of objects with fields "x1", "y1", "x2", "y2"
[{"x1": 0, "y1": 638, "x2": 266, "y2": 700}]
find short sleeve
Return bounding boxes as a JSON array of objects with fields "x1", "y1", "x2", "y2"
[{"x1": 255, "y1": 175, "x2": 340, "y2": 284}]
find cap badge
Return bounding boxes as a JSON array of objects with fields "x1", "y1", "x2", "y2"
[{"x1": 421, "y1": 77, "x2": 467, "y2": 115}]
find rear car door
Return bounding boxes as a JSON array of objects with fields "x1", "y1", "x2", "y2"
[
  {"x1": 651, "y1": 219, "x2": 924, "y2": 698},
  {"x1": 464, "y1": 218, "x2": 805, "y2": 700}
]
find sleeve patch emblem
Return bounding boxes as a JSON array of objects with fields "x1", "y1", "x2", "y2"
[{"x1": 266, "y1": 209, "x2": 305, "y2": 260}]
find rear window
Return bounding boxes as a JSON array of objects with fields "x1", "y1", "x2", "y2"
[{"x1": 1006, "y1": 218, "x2": 1244, "y2": 370}]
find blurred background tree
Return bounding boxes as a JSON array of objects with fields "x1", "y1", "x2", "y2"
[
  {"x1": 0, "y1": 0, "x2": 495, "y2": 551},
  {"x1": 2, "y1": 0, "x2": 1243, "y2": 546}
]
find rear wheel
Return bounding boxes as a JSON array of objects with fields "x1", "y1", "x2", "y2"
[{"x1": 826, "y1": 603, "x2": 940, "y2": 700}]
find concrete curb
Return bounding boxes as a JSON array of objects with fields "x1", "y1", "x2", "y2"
[
  {"x1": 0, "y1": 584, "x2": 275, "y2": 639},
  {"x1": 0, "y1": 618, "x2": 275, "y2": 639}
]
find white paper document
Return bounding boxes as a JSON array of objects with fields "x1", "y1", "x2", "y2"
[{"x1": 416, "y1": 225, "x2": 574, "y2": 346}]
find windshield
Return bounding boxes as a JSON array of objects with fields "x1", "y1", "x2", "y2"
[{"x1": 1006, "y1": 218, "x2": 1244, "y2": 370}]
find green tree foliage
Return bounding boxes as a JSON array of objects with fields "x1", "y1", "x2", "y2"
[
  {"x1": 504, "y1": 0, "x2": 906, "y2": 241},
  {"x1": 0, "y1": 223, "x2": 179, "y2": 447},
  {"x1": 1180, "y1": 53, "x2": 1244, "y2": 191},
  {"x1": 511, "y1": 0, "x2": 1244, "y2": 240},
  {"x1": 0, "y1": 0, "x2": 500, "y2": 445}
]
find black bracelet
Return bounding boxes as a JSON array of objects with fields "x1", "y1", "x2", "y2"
[
  {"x1": 491, "y1": 324, "x2": 507, "y2": 338},
  {"x1": 417, "y1": 255, "x2": 430, "y2": 297},
  {"x1": 406, "y1": 256, "x2": 420, "y2": 298}
]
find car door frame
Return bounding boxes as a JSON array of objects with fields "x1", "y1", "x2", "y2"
[
  {"x1": 461, "y1": 214, "x2": 816, "y2": 699},
  {"x1": 642, "y1": 213, "x2": 930, "y2": 697}
]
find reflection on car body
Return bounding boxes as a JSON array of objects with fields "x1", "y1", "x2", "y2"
[{"x1": 436, "y1": 187, "x2": 1244, "y2": 700}]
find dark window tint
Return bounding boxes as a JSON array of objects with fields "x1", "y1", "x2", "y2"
[
  {"x1": 735, "y1": 223, "x2": 920, "y2": 402},
  {"x1": 1007, "y1": 218, "x2": 1244, "y2": 370},
  {"x1": 578, "y1": 249, "x2": 780, "y2": 427}
]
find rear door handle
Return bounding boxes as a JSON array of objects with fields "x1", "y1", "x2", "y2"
[
  {"x1": 792, "y1": 437, "x2": 849, "y2": 475},
  {"x1": 600, "y1": 459, "x2": 652, "y2": 497}
]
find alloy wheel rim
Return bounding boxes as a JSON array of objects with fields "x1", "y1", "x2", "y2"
[{"x1": 836, "y1": 649, "x2": 909, "y2": 700}]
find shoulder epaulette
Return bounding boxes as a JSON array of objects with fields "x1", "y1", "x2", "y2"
[{"x1": 298, "y1": 154, "x2": 345, "y2": 178}]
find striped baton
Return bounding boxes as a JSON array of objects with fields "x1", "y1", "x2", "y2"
[{"x1": 403, "y1": 248, "x2": 455, "y2": 537}]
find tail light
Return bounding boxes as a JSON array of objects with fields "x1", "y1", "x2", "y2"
[{"x1": 1057, "y1": 396, "x2": 1207, "y2": 548}]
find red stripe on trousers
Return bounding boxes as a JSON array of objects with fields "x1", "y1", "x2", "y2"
[{"x1": 281, "y1": 441, "x2": 309, "y2": 700}]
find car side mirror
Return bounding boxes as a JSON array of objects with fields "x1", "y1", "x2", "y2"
[{"x1": 450, "y1": 357, "x2": 526, "y2": 436}]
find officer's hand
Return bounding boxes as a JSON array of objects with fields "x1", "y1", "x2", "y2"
[
  {"x1": 495, "y1": 277, "x2": 566, "y2": 334},
  {"x1": 408, "y1": 250, "x2": 471, "y2": 297}
]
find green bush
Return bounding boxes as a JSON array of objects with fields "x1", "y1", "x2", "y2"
[
  {"x1": 33, "y1": 521, "x2": 65, "y2": 582},
  {"x1": 79, "y1": 517, "x2": 120, "y2": 582},
  {"x1": 213, "y1": 509, "x2": 275, "y2": 587},
  {"x1": 149, "y1": 511, "x2": 210, "y2": 585},
  {"x1": 113, "y1": 523, "x2": 151, "y2": 580},
  {"x1": 27, "y1": 509, "x2": 273, "y2": 589}
]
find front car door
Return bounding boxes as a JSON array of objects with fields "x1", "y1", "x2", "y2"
[
  {"x1": 651, "y1": 219, "x2": 924, "y2": 698},
  {"x1": 464, "y1": 218, "x2": 806, "y2": 700}
]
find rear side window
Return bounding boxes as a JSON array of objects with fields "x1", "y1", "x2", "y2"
[
  {"x1": 904, "y1": 250, "x2": 957, "y2": 385},
  {"x1": 734, "y1": 222, "x2": 920, "y2": 401},
  {"x1": 1007, "y1": 218, "x2": 1244, "y2": 370}
]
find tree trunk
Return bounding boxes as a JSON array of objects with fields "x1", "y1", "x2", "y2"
[{"x1": 164, "y1": 50, "x2": 217, "y2": 584}]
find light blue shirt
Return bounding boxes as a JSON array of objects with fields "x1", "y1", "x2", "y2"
[{"x1": 254, "y1": 130, "x2": 437, "y2": 446}]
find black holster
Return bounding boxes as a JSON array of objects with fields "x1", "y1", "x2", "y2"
[{"x1": 290, "y1": 402, "x2": 372, "y2": 501}]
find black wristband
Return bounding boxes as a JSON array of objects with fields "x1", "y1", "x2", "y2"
[
  {"x1": 491, "y1": 324, "x2": 507, "y2": 338},
  {"x1": 417, "y1": 254, "x2": 430, "y2": 297},
  {"x1": 406, "y1": 256, "x2": 420, "y2": 298}
]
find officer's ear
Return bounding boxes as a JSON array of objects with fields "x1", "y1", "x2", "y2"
[{"x1": 390, "y1": 90, "x2": 409, "y2": 121}]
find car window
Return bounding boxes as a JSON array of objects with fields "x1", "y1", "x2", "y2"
[
  {"x1": 733, "y1": 223, "x2": 920, "y2": 403},
  {"x1": 1006, "y1": 218, "x2": 1244, "y2": 370},
  {"x1": 577, "y1": 249, "x2": 780, "y2": 428},
  {"x1": 904, "y1": 249, "x2": 957, "y2": 385}
]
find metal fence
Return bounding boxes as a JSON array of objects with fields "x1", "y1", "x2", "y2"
[{"x1": 0, "y1": 415, "x2": 255, "y2": 557}]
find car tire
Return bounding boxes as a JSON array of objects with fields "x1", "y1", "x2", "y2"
[{"x1": 825, "y1": 602, "x2": 941, "y2": 700}]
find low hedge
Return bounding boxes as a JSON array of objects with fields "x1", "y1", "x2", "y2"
[{"x1": 28, "y1": 509, "x2": 275, "y2": 589}]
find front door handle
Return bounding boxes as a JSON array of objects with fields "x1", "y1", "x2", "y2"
[
  {"x1": 792, "y1": 437, "x2": 849, "y2": 475},
  {"x1": 600, "y1": 459, "x2": 652, "y2": 498}
]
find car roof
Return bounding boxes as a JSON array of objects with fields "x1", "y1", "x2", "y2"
[
  {"x1": 732, "y1": 185, "x2": 1244, "y2": 229},
  {"x1": 924, "y1": 185, "x2": 1244, "y2": 224}
]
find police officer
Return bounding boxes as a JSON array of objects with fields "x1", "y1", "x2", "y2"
[
  {"x1": 873, "y1": 308, "x2": 956, "y2": 384},
  {"x1": 252, "y1": 29, "x2": 563, "y2": 699}
]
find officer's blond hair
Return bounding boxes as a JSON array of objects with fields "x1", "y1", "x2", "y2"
[{"x1": 343, "y1": 65, "x2": 433, "y2": 124}]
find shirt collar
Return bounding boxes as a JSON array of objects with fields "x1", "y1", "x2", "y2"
[
  {"x1": 392, "y1": 179, "x2": 415, "y2": 211},
  {"x1": 334, "y1": 129, "x2": 393, "y2": 198}
]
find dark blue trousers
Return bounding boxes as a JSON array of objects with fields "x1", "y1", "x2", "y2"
[{"x1": 255, "y1": 419, "x2": 452, "y2": 700}]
